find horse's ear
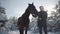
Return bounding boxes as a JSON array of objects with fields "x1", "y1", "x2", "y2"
[
  {"x1": 28, "y1": 3, "x2": 31, "y2": 5},
  {"x1": 32, "y1": 2, "x2": 34, "y2": 5}
]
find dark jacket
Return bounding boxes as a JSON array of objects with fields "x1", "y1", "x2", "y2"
[
  {"x1": 37, "y1": 11, "x2": 47, "y2": 27},
  {"x1": 38, "y1": 11, "x2": 47, "y2": 24}
]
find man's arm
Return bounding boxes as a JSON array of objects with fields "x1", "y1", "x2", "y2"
[
  {"x1": 38, "y1": 12, "x2": 42, "y2": 20},
  {"x1": 45, "y1": 12, "x2": 47, "y2": 19}
]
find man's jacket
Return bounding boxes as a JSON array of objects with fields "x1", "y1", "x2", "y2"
[{"x1": 38, "y1": 11, "x2": 47, "y2": 21}]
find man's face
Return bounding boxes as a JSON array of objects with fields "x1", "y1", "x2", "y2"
[{"x1": 40, "y1": 6, "x2": 44, "y2": 11}]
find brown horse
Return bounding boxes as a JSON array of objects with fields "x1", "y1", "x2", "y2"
[{"x1": 17, "y1": 3, "x2": 38, "y2": 34}]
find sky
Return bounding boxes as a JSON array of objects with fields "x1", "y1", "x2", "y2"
[{"x1": 0, "y1": 0, "x2": 59, "y2": 19}]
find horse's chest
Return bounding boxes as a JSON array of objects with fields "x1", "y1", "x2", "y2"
[{"x1": 23, "y1": 18, "x2": 29, "y2": 23}]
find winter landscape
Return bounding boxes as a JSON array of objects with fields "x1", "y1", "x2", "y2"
[{"x1": 0, "y1": 0, "x2": 60, "y2": 34}]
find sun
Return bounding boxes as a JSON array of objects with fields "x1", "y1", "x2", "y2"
[{"x1": 45, "y1": 5, "x2": 55, "y2": 17}]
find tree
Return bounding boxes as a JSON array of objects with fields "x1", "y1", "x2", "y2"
[
  {"x1": 51, "y1": 0, "x2": 60, "y2": 31},
  {"x1": 0, "y1": 3, "x2": 7, "y2": 27},
  {"x1": 0, "y1": 3, "x2": 8, "y2": 34},
  {"x1": 55, "y1": 1, "x2": 60, "y2": 18},
  {"x1": 0, "y1": 3, "x2": 6, "y2": 14}
]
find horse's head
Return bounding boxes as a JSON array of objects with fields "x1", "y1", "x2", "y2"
[{"x1": 26, "y1": 3, "x2": 38, "y2": 17}]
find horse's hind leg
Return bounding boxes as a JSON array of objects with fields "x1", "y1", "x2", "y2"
[{"x1": 19, "y1": 29, "x2": 24, "y2": 34}]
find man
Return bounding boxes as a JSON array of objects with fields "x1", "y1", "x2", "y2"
[
  {"x1": 33, "y1": 6, "x2": 47, "y2": 34},
  {"x1": 37, "y1": 6, "x2": 47, "y2": 34}
]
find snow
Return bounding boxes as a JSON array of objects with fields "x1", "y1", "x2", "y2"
[
  {"x1": 8, "y1": 30, "x2": 60, "y2": 34},
  {"x1": 8, "y1": 30, "x2": 38, "y2": 34},
  {"x1": 0, "y1": 27, "x2": 9, "y2": 34},
  {"x1": 0, "y1": 12, "x2": 7, "y2": 21}
]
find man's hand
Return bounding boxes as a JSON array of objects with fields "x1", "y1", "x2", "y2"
[{"x1": 32, "y1": 14, "x2": 37, "y2": 17}]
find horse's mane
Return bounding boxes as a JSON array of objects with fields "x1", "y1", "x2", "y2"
[{"x1": 21, "y1": 7, "x2": 30, "y2": 19}]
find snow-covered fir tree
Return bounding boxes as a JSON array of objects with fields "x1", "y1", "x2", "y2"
[{"x1": 0, "y1": 3, "x2": 8, "y2": 34}]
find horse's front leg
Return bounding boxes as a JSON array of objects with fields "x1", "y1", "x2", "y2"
[
  {"x1": 25, "y1": 25, "x2": 29, "y2": 34},
  {"x1": 25, "y1": 28, "x2": 28, "y2": 34}
]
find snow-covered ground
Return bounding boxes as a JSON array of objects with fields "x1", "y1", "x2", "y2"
[
  {"x1": 8, "y1": 30, "x2": 60, "y2": 34},
  {"x1": 0, "y1": 26, "x2": 60, "y2": 34}
]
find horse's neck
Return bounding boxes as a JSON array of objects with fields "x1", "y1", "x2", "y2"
[{"x1": 21, "y1": 11, "x2": 30, "y2": 19}]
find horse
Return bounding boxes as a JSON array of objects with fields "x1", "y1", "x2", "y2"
[{"x1": 17, "y1": 3, "x2": 38, "y2": 34}]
